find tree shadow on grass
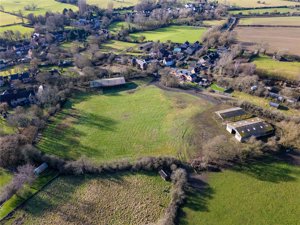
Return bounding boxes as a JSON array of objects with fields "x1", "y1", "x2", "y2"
[
  {"x1": 103, "y1": 82, "x2": 138, "y2": 96},
  {"x1": 232, "y1": 157, "x2": 298, "y2": 183}
]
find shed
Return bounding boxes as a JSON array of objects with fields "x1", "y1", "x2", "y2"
[
  {"x1": 269, "y1": 102, "x2": 280, "y2": 109},
  {"x1": 90, "y1": 77, "x2": 126, "y2": 88},
  {"x1": 226, "y1": 117, "x2": 274, "y2": 142},
  {"x1": 34, "y1": 163, "x2": 48, "y2": 175},
  {"x1": 159, "y1": 169, "x2": 170, "y2": 181},
  {"x1": 215, "y1": 107, "x2": 247, "y2": 121}
]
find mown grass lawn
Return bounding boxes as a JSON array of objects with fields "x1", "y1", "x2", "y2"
[
  {"x1": 0, "y1": 25, "x2": 33, "y2": 35},
  {"x1": 130, "y1": 26, "x2": 207, "y2": 43},
  {"x1": 217, "y1": 0, "x2": 298, "y2": 8},
  {"x1": 180, "y1": 159, "x2": 300, "y2": 225},
  {"x1": 38, "y1": 82, "x2": 210, "y2": 162},
  {"x1": 239, "y1": 16, "x2": 300, "y2": 26},
  {"x1": 229, "y1": 7, "x2": 300, "y2": 15},
  {"x1": 4, "y1": 172, "x2": 171, "y2": 225},
  {"x1": 253, "y1": 55, "x2": 300, "y2": 81},
  {"x1": 0, "y1": 0, "x2": 77, "y2": 16}
]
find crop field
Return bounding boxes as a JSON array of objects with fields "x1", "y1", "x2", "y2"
[
  {"x1": 253, "y1": 55, "x2": 300, "y2": 81},
  {"x1": 180, "y1": 159, "x2": 300, "y2": 225},
  {"x1": 229, "y1": 7, "x2": 300, "y2": 15},
  {"x1": 0, "y1": 0, "x2": 77, "y2": 16},
  {"x1": 130, "y1": 26, "x2": 206, "y2": 43},
  {"x1": 236, "y1": 27, "x2": 300, "y2": 56},
  {"x1": 87, "y1": 0, "x2": 140, "y2": 9},
  {"x1": 37, "y1": 82, "x2": 211, "y2": 162},
  {"x1": 5, "y1": 172, "x2": 171, "y2": 225},
  {"x1": 217, "y1": 0, "x2": 298, "y2": 8},
  {"x1": 239, "y1": 17, "x2": 300, "y2": 26},
  {"x1": 0, "y1": 12, "x2": 23, "y2": 26},
  {"x1": 233, "y1": 91, "x2": 300, "y2": 117},
  {"x1": 0, "y1": 25, "x2": 33, "y2": 34}
]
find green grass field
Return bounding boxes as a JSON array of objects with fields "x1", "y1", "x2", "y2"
[
  {"x1": 87, "y1": 0, "x2": 140, "y2": 9},
  {"x1": 229, "y1": 7, "x2": 300, "y2": 15},
  {"x1": 108, "y1": 21, "x2": 137, "y2": 33},
  {"x1": 0, "y1": 0, "x2": 77, "y2": 16},
  {"x1": 0, "y1": 118, "x2": 15, "y2": 135},
  {"x1": 4, "y1": 172, "x2": 171, "y2": 225},
  {"x1": 0, "y1": 64, "x2": 29, "y2": 76},
  {"x1": 217, "y1": 0, "x2": 298, "y2": 8},
  {"x1": 130, "y1": 26, "x2": 207, "y2": 43},
  {"x1": 100, "y1": 40, "x2": 137, "y2": 52},
  {"x1": 0, "y1": 25, "x2": 33, "y2": 34},
  {"x1": 239, "y1": 16, "x2": 300, "y2": 26},
  {"x1": 37, "y1": 82, "x2": 211, "y2": 162},
  {"x1": 180, "y1": 159, "x2": 300, "y2": 225},
  {"x1": 202, "y1": 20, "x2": 226, "y2": 26},
  {"x1": 0, "y1": 168, "x2": 12, "y2": 192},
  {"x1": 0, "y1": 12, "x2": 24, "y2": 26},
  {"x1": 253, "y1": 55, "x2": 300, "y2": 81}
]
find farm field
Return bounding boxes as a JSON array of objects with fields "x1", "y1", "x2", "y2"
[
  {"x1": 0, "y1": 0, "x2": 77, "y2": 16},
  {"x1": 253, "y1": 55, "x2": 300, "y2": 81},
  {"x1": 130, "y1": 26, "x2": 206, "y2": 43},
  {"x1": 236, "y1": 27, "x2": 300, "y2": 56},
  {"x1": 0, "y1": 25, "x2": 33, "y2": 34},
  {"x1": 4, "y1": 172, "x2": 171, "y2": 225},
  {"x1": 202, "y1": 20, "x2": 226, "y2": 26},
  {"x1": 229, "y1": 7, "x2": 300, "y2": 15},
  {"x1": 87, "y1": 0, "x2": 139, "y2": 9},
  {"x1": 108, "y1": 21, "x2": 138, "y2": 33},
  {"x1": 0, "y1": 12, "x2": 23, "y2": 26},
  {"x1": 37, "y1": 81, "x2": 211, "y2": 162},
  {"x1": 100, "y1": 40, "x2": 137, "y2": 53},
  {"x1": 233, "y1": 91, "x2": 300, "y2": 117},
  {"x1": 239, "y1": 16, "x2": 300, "y2": 26},
  {"x1": 217, "y1": 0, "x2": 298, "y2": 8},
  {"x1": 180, "y1": 159, "x2": 300, "y2": 225}
]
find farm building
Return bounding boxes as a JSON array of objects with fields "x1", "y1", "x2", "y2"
[
  {"x1": 215, "y1": 107, "x2": 248, "y2": 121},
  {"x1": 226, "y1": 117, "x2": 274, "y2": 142},
  {"x1": 90, "y1": 77, "x2": 126, "y2": 88},
  {"x1": 34, "y1": 163, "x2": 48, "y2": 175}
]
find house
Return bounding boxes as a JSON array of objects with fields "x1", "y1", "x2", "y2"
[
  {"x1": 0, "y1": 89, "x2": 35, "y2": 107},
  {"x1": 90, "y1": 77, "x2": 126, "y2": 88},
  {"x1": 269, "y1": 92, "x2": 284, "y2": 102},
  {"x1": 173, "y1": 47, "x2": 181, "y2": 53},
  {"x1": 226, "y1": 117, "x2": 274, "y2": 142},
  {"x1": 172, "y1": 69, "x2": 197, "y2": 82},
  {"x1": 215, "y1": 107, "x2": 248, "y2": 121},
  {"x1": 139, "y1": 42, "x2": 153, "y2": 51},
  {"x1": 34, "y1": 163, "x2": 48, "y2": 176},
  {"x1": 163, "y1": 57, "x2": 175, "y2": 67},
  {"x1": 136, "y1": 59, "x2": 147, "y2": 70},
  {"x1": 159, "y1": 169, "x2": 170, "y2": 181}
]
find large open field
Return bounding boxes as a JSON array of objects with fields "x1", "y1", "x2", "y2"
[
  {"x1": 4, "y1": 172, "x2": 171, "y2": 225},
  {"x1": 180, "y1": 159, "x2": 300, "y2": 225},
  {"x1": 130, "y1": 26, "x2": 207, "y2": 43},
  {"x1": 236, "y1": 27, "x2": 300, "y2": 56},
  {"x1": 253, "y1": 55, "x2": 300, "y2": 81},
  {"x1": 0, "y1": 12, "x2": 23, "y2": 26},
  {"x1": 87, "y1": 0, "x2": 139, "y2": 9},
  {"x1": 229, "y1": 7, "x2": 300, "y2": 15},
  {"x1": 0, "y1": 24, "x2": 33, "y2": 34},
  {"x1": 217, "y1": 0, "x2": 298, "y2": 8},
  {"x1": 0, "y1": 0, "x2": 77, "y2": 16},
  {"x1": 37, "y1": 81, "x2": 211, "y2": 162},
  {"x1": 239, "y1": 16, "x2": 300, "y2": 26}
]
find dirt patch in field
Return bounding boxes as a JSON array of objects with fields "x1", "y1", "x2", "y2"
[{"x1": 236, "y1": 27, "x2": 300, "y2": 56}]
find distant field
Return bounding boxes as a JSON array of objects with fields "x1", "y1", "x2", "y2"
[
  {"x1": 0, "y1": 25, "x2": 33, "y2": 34},
  {"x1": 253, "y1": 55, "x2": 300, "y2": 81},
  {"x1": 87, "y1": 0, "x2": 139, "y2": 9},
  {"x1": 0, "y1": 168, "x2": 12, "y2": 192},
  {"x1": 5, "y1": 172, "x2": 171, "y2": 225},
  {"x1": 38, "y1": 82, "x2": 210, "y2": 162},
  {"x1": 239, "y1": 17, "x2": 300, "y2": 26},
  {"x1": 202, "y1": 20, "x2": 226, "y2": 26},
  {"x1": 229, "y1": 7, "x2": 300, "y2": 15},
  {"x1": 101, "y1": 40, "x2": 137, "y2": 52},
  {"x1": 181, "y1": 159, "x2": 300, "y2": 225},
  {"x1": 236, "y1": 27, "x2": 300, "y2": 56},
  {"x1": 108, "y1": 21, "x2": 138, "y2": 33},
  {"x1": 0, "y1": 12, "x2": 23, "y2": 26},
  {"x1": 217, "y1": 0, "x2": 298, "y2": 8},
  {"x1": 130, "y1": 26, "x2": 206, "y2": 43},
  {"x1": 0, "y1": 64, "x2": 29, "y2": 76},
  {"x1": 233, "y1": 91, "x2": 300, "y2": 117},
  {"x1": 0, "y1": 0, "x2": 77, "y2": 16}
]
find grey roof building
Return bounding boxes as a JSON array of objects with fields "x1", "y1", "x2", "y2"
[
  {"x1": 90, "y1": 77, "x2": 126, "y2": 88},
  {"x1": 215, "y1": 107, "x2": 248, "y2": 121}
]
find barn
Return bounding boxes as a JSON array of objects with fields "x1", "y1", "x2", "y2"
[
  {"x1": 90, "y1": 77, "x2": 126, "y2": 88},
  {"x1": 226, "y1": 117, "x2": 274, "y2": 142},
  {"x1": 215, "y1": 107, "x2": 248, "y2": 121}
]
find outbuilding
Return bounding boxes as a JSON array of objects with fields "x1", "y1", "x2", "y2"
[
  {"x1": 215, "y1": 107, "x2": 248, "y2": 121},
  {"x1": 90, "y1": 77, "x2": 126, "y2": 88}
]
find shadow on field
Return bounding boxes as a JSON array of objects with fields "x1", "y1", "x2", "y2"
[
  {"x1": 232, "y1": 158, "x2": 297, "y2": 183},
  {"x1": 179, "y1": 175, "x2": 214, "y2": 225},
  {"x1": 103, "y1": 82, "x2": 138, "y2": 96}
]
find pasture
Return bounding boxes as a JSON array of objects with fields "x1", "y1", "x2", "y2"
[
  {"x1": 0, "y1": 0, "x2": 77, "y2": 16},
  {"x1": 217, "y1": 0, "x2": 298, "y2": 8},
  {"x1": 236, "y1": 27, "x2": 300, "y2": 56},
  {"x1": 239, "y1": 17, "x2": 300, "y2": 26},
  {"x1": 253, "y1": 55, "x2": 300, "y2": 81},
  {"x1": 87, "y1": 0, "x2": 139, "y2": 9},
  {"x1": 0, "y1": 12, "x2": 23, "y2": 26},
  {"x1": 37, "y1": 82, "x2": 211, "y2": 162},
  {"x1": 229, "y1": 7, "x2": 300, "y2": 15},
  {"x1": 130, "y1": 26, "x2": 206, "y2": 43},
  {"x1": 180, "y1": 159, "x2": 300, "y2": 225},
  {"x1": 4, "y1": 172, "x2": 171, "y2": 225},
  {"x1": 100, "y1": 40, "x2": 138, "y2": 53},
  {"x1": 0, "y1": 168, "x2": 12, "y2": 192},
  {"x1": 202, "y1": 20, "x2": 226, "y2": 26},
  {"x1": 0, "y1": 25, "x2": 33, "y2": 34}
]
